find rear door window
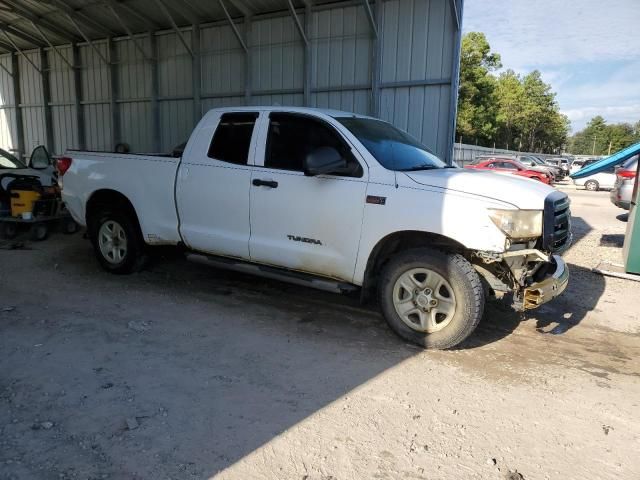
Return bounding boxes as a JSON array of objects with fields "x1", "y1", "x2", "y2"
[{"x1": 208, "y1": 112, "x2": 258, "y2": 165}]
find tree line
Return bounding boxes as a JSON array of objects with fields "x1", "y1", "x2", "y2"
[
  {"x1": 456, "y1": 32, "x2": 569, "y2": 153},
  {"x1": 568, "y1": 116, "x2": 640, "y2": 156}
]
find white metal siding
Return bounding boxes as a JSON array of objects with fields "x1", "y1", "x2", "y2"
[
  {"x1": 0, "y1": 0, "x2": 460, "y2": 162},
  {"x1": 0, "y1": 54, "x2": 18, "y2": 151}
]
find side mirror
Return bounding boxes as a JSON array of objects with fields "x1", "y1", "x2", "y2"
[
  {"x1": 29, "y1": 145, "x2": 51, "y2": 170},
  {"x1": 304, "y1": 146, "x2": 347, "y2": 176}
]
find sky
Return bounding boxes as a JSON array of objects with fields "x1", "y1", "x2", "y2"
[{"x1": 463, "y1": 0, "x2": 640, "y2": 133}]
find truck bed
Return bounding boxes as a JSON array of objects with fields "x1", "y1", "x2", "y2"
[{"x1": 62, "y1": 150, "x2": 182, "y2": 246}]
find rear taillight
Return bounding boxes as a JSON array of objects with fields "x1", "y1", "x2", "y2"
[
  {"x1": 617, "y1": 170, "x2": 636, "y2": 179},
  {"x1": 56, "y1": 156, "x2": 72, "y2": 176}
]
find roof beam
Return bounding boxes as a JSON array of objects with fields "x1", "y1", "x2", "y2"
[
  {"x1": 0, "y1": 59, "x2": 13, "y2": 77},
  {"x1": 218, "y1": 0, "x2": 248, "y2": 53},
  {"x1": 0, "y1": 20, "x2": 44, "y2": 46},
  {"x1": 105, "y1": 0, "x2": 161, "y2": 31},
  {"x1": 154, "y1": 0, "x2": 194, "y2": 57},
  {"x1": 0, "y1": 39, "x2": 14, "y2": 52},
  {"x1": 1, "y1": 29, "x2": 41, "y2": 73},
  {"x1": 175, "y1": 0, "x2": 204, "y2": 24},
  {"x1": 106, "y1": 4, "x2": 152, "y2": 61},
  {"x1": 0, "y1": 0, "x2": 78, "y2": 42},
  {"x1": 286, "y1": 0, "x2": 308, "y2": 46},
  {"x1": 449, "y1": 0, "x2": 459, "y2": 30},
  {"x1": 66, "y1": 14, "x2": 109, "y2": 65},
  {"x1": 226, "y1": 0, "x2": 251, "y2": 16},
  {"x1": 46, "y1": 0, "x2": 116, "y2": 37},
  {"x1": 362, "y1": 0, "x2": 377, "y2": 38},
  {"x1": 31, "y1": 20, "x2": 75, "y2": 69}
]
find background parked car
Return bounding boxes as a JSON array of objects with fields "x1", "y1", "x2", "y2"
[
  {"x1": 572, "y1": 165, "x2": 616, "y2": 191},
  {"x1": 464, "y1": 157, "x2": 551, "y2": 183},
  {"x1": 517, "y1": 155, "x2": 561, "y2": 180},
  {"x1": 610, "y1": 155, "x2": 638, "y2": 210},
  {"x1": 546, "y1": 157, "x2": 570, "y2": 176}
]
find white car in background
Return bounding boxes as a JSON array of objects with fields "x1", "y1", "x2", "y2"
[{"x1": 572, "y1": 165, "x2": 616, "y2": 191}]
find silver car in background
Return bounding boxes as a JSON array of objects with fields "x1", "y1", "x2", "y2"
[
  {"x1": 518, "y1": 155, "x2": 562, "y2": 180},
  {"x1": 610, "y1": 155, "x2": 638, "y2": 210}
]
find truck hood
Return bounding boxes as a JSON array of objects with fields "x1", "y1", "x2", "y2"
[{"x1": 404, "y1": 168, "x2": 554, "y2": 210}]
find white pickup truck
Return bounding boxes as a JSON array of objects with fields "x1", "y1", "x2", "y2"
[{"x1": 60, "y1": 107, "x2": 571, "y2": 349}]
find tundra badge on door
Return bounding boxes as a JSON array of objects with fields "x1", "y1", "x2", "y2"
[{"x1": 287, "y1": 235, "x2": 322, "y2": 245}]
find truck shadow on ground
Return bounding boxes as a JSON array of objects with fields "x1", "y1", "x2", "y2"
[{"x1": 1, "y1": 214, "x2": 606, "y2": 478}]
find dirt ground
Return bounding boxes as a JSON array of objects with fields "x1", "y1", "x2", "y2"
[{"x1": 1, "y1": 186, "x2": 639, "y2": 480}]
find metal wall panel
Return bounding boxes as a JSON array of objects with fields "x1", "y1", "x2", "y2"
[
  {"x1": 84, "y1": 103, "x2": 112, "y2": 152},
  {"x1": 311, "y1": 89, "x2": 370, "y2": 115},
  {"x1": 80, "y1": 42, "x2": 111, "y2": 151},
  {"x1": 117, "y1": 36, "x2": 153, "y2": 151},
  {"x1": 158, "y1": 31, "x2": 193, "y2": 97},
  {"x1": 80, "y1": 43, "x2": 110, "y2": 102},
  {"x1": 201, "y1": 96, "x2": 245, "y2": 111},
  {"x1": 0, "y1": 54, "x2": 18, "y2": 151},
  {"x1": 253, "y1": 93, "x2": 303, "y2": 106},
  {"x1": 0, "y1": 0, "x2": 461, "y2": 161},
  {"x1": 117, "y1": 37, "x2": 152, "y2": 99},
  {"x1": 159, "y1": 100, "x2": 194, "y2": 152},
  {"x1": 251, "y1": 15, "x2": 304, "y2": 93},
  {"x1": 120, "y1": 101, "x2": 153, "y2": 152},
  {"x1": 17, "y1": 51, "x2": 46, "y2": 153},
  {"x1": 48, "y1": 46, "x2": 78, "y2": 153},
  {"x1": 379, "y1": 0, "x2": 455, "y2": 158},
  {"x1": 201, "y1": 24, "x2": 244, "y2": 96},
  {"x1": 311, "y1": 6, "x2": 371, "y2": 90}
]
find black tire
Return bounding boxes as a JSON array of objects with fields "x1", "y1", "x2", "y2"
[
  {"x1": 1, "y1": 222, "x2": 18, "y2": 239},
  {"x1": 89, "y1": 208, "x2": 146, "y2": 274},
  {"x1": 62, "y1": 217, "x2": 78, "y2": 234},
  {"x1": 378, "y1": 248, "x2": 484, "y2": 349},
  {"x1": 585, "y1": 180, "x2": 599, "y2": 191},
  {"x1": 30, "y1": 223, "x2": 49, "y2": 241}
]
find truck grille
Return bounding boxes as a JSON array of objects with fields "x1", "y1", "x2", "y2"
[{"x1": 542, "y1": 191, "x2": 571, "y2": 253}]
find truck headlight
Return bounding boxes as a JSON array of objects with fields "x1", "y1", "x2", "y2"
[{"x1": 488, "y1": 209, "x2": 543, "y2": 239}]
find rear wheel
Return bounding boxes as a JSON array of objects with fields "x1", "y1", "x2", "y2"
[
  {"x1": 378, "y1": 248, "x2": 484, "y2": 349},
  {"x1": 30, "y1": 223, "x2": 49, "y2": 241},
  {"x1": 89, "y1": 209, "x2": 146, "y2": 274},
  {"x1": 585, "y1": 180, "x2": 599, "y2": 191},
  {"x1": 62, "y1": 217, "x2": 78, "y2": 234},
  {"x1": 1, "y1": 222, "x2": 18, "y2": 239}
]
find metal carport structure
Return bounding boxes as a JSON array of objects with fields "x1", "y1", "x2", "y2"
[{"x1": 0, "y1": 0, "x2": 462, "y2": 162}]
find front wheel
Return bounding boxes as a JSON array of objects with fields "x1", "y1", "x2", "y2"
[
  {"x1": 89, "y1": 209, "x2": 146, "y2": 274},
  {"x1": 378, "y1": 248, "x2": 484, "y2": 349},
  {"x1": 585, "y1": 180, "x2": 599, "y2": 191}
]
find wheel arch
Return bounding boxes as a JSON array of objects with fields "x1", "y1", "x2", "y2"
[
  {"x1": 85, "y1": 189, "x2": 143, "y2": 238},
  {"x1": 360, "y1": 230, "x2": 467, "y2": 302}
]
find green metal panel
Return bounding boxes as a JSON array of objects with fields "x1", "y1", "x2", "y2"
[{"x1": 623, "y1": 173, "x2": 640, "y2": 274}]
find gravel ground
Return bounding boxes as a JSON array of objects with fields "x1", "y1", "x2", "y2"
[{"x1": 1, "y1": 187, "x2": 639, "y2": 480}]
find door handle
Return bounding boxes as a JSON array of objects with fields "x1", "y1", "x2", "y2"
[{"x1": 252, "y1": 179, "x2": 278, "y2": 188}]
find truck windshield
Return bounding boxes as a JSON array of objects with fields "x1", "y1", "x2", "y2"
[{"x1": 336, "y1": 117, "x2": 447, "y2": 171}]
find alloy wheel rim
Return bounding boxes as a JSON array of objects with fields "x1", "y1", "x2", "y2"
[
  {"x1": 98, "y1": 220, "x2": 128, "y2": 264},
  {"x1": 392, "y1": 267, "x2": 457, "y2": 333}
]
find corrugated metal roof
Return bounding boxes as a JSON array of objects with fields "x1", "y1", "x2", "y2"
[{"x1": 0, "y1": 0, "x2": 331, "y2": 52}]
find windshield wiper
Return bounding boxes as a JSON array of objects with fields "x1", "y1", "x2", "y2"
[{"x1": 400, "y1": 164, "x2": 441, "y2": 172}]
